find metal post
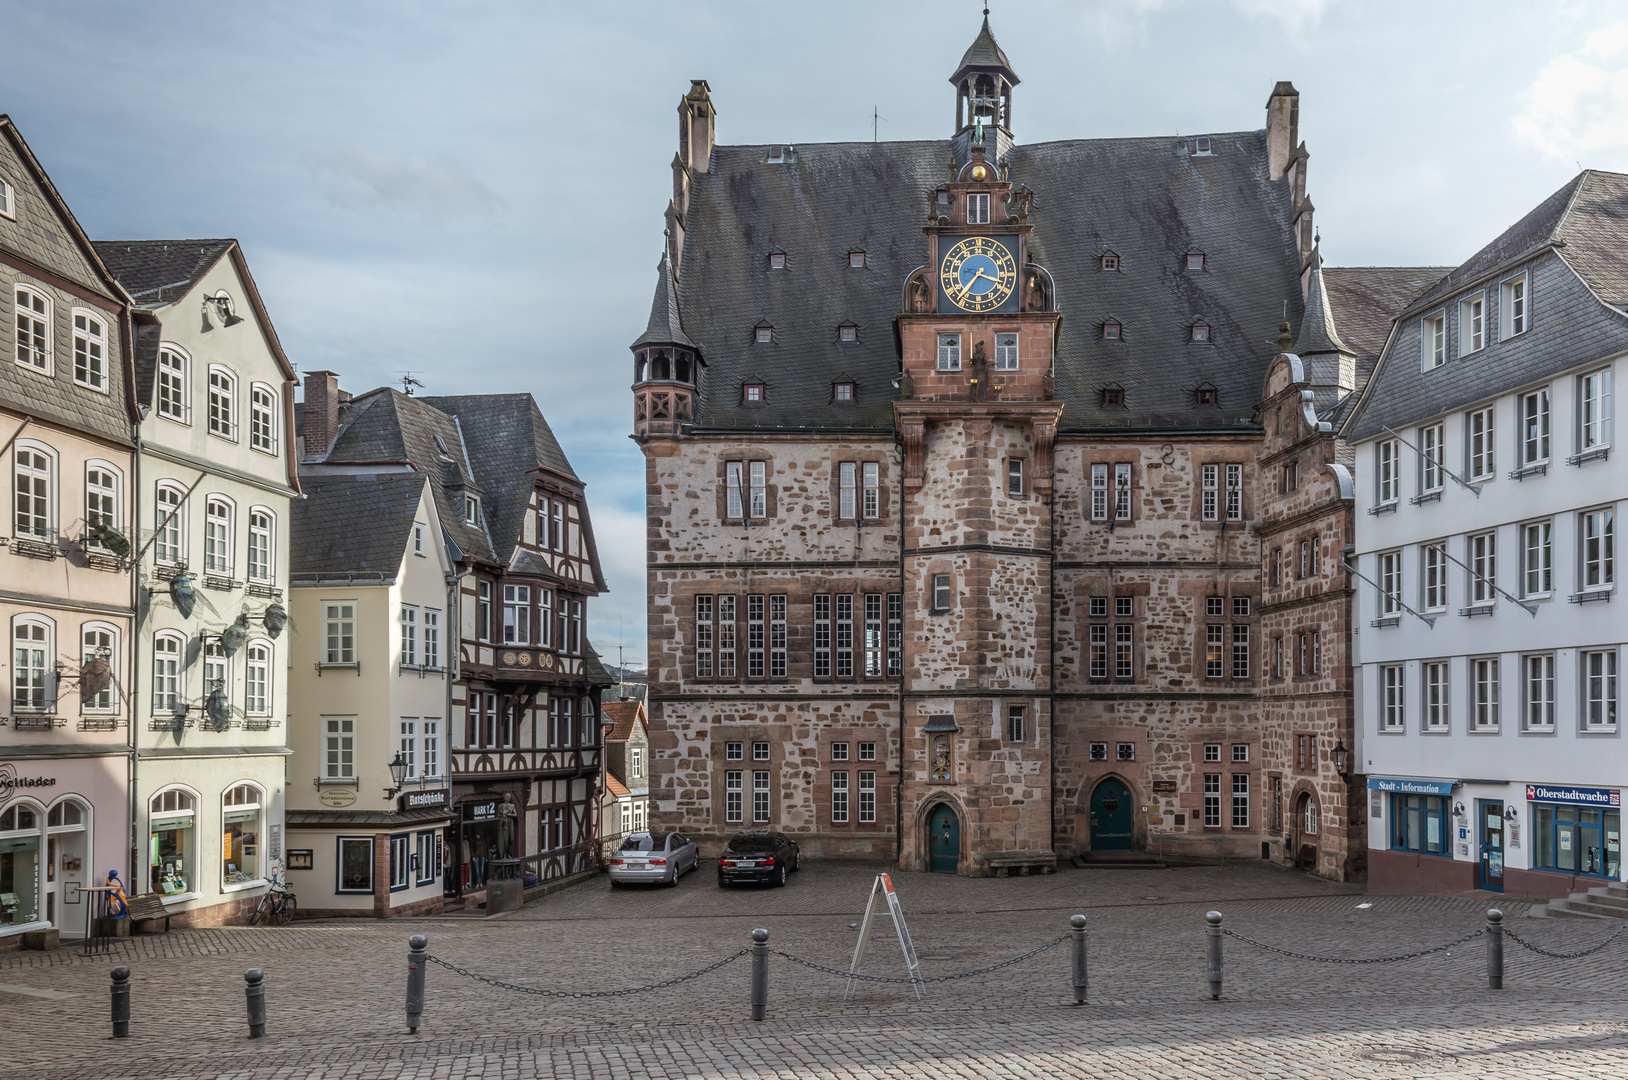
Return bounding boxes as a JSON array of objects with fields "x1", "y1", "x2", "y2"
[
  {"x1": 1205, "y1": 911, "x2": 1223, "y2": 1000},
  {"x1": 244, "y1": 968, "x2": 266, "y2": 1038},
  {"x1": 750, "y1": 928, "x2": 769, "y2": 1021},
  {"x1": 407, "y1": 934, "x2": 428, "y2": 1033},
  {"x1": 1070, "y1": 914, "x2": 1088, "y2": 1005},
  {"x1": 1486, "y1": 909, "x2": 1504, "y2": 990},
  {"x1": 110, "y1": 966, "x2": 130, "y2": 1038}
]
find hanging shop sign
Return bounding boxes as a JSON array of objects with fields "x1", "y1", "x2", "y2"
[
  {"x1": 1526, "y1": 784, "x2": 1621, "y2": 807},
  {"x1": 318, "y1": 787, "x2": 357, "y2": 808},
  {"x1": 1366, "y1": 777, "x2": 1456, "y2": 795},
  {"x1": 464, "y1": 801, "x2": 498, "y2": 822},
  {"x1": 399, "y1": 788, "x2": 449, "y2": 813}
]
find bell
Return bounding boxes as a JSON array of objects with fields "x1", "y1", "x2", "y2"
[
  {"x1": 170, "y1": 573, "x2": 196, "y2": 619},
  {"x1": 220, "y1": 614, "x2": 249, "y2": 655},
  {"x1": 80, "y1": 656, "x2": 112, "y2": 701},
  {"x1": 262, "y1": 603, "x2": 288, "y2": 639},
  {"x1": 206, "y1": 686, "x2": 231, "y2": 730}
]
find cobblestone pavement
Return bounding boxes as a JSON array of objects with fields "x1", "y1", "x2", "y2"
[{"x1": 5, "y1": 861, "x2": 1628, "y2": 1079}]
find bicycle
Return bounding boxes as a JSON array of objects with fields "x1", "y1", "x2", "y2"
[{"x1": 249, "y1": 870, "x2": 297, "y2": 926}]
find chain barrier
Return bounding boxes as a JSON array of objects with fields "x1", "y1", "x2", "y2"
[
  {"x1": 1503, "y1": 922, "x2": 1628, "y2": 960},
  {"x1": 425, "y1": 949, "x2": 749, "y2": 999},
  {"x1": 773, "y1": 933, "x2": 1070, "y2": 984},
  {"x1": 1220, "y1": 926, "x2": 1487, "y2": 965}
]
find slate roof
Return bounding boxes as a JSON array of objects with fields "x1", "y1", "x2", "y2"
[
  {"x1": 1322, "y1": 266, "x2": 1451, "y2": 375},
  {"x1": 954, "y1": 16, "x2": 1017, "y2": 80},
  {"x1": 1291, "y1": 251, "x2": 1349, "y2": 358},
  {"x1": 602, "y1": 699, "x2": 646, "y2": 742},
  {"x1": 633, "y1": 252, "x2": 695, "y2": 349},
  {"x1": 290, "y1": 473, "x2": 424, "y2": 580},
  {"x1": 93, "y1": 239, "x2": 233, "y2": 307},
  {"x1": 667, "y1": 131, "x2": 1305, "y2": 432},
  {"x1": 582, "y1": 644, "x2": 614, "y2": 688}
]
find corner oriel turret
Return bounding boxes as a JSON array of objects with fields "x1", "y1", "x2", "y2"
[{"x1": 630, "y1": 248, "x2": 699, "y2": 439}]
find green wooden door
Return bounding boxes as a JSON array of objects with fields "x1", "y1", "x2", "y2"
[
  {"x1": 1090, "y1": 778, "x2": 1134, "y2": 851},
  {"x1": 928, "y1": 804, "x2": 961, "y2": 873}
]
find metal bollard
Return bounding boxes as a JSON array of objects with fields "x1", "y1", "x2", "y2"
[
  {"x1": 244, "y1": 968, "x2": 266, "y2": 1038},
  {"x1": 110, "y1": 966, "x2": 130, "y2": 1038},
  {"x1": 1205, "y1": 911, "x2": 1224, "y2": 1000},
  {"x1": 750, "y1": 928, "x2": 769, "y2": 1021},
  {"x1": 1070, "y1": 914, "x2": 1088, "y2": 1005},
  {"x1": 1486, "y1": 909, "x2": 1504, "y2": 990},
  {"x1": 407, "y1": 934, "x2": 428, "y2": 1033}
]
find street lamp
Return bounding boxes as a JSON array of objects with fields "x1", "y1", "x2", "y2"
[
  {"x1": 1330, "y1": 741, "x2": 1351, "y2": 781},
  {"x1": 385, "y1": 752, "x2": 409, "y2": 800}
]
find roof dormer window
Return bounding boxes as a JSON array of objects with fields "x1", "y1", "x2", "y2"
[
  {"x1": 1194, "y1": 136, "x2": 1213, "y2": 155},
  {"x1": 833, "y1": 382, "x2": 855, "y2": 403},
  {"x1": 754, "y1": 325, "x2": 773, "y2": 344},
  {"x1": 1196, "y1": 386, "x2": 1219, "y2": 406},
  {"x1": 1186, "y1": 253, "x2": 1206, "y2": 271},
  {"x1": 768, "y1": 252, "x2": 787, "y2": 271},
  {"x1": 0, "y1": 176, "x2": 14, "y2": 220},
  {"x1": 1190, "y1": 323, "x2": 1211, "y2": 343},
  {"x1": 464, "y1": 496, "x2": 482, "y2": 527},
  {"x1": 1103, "y1": 322, "x2": 1122, "y2": 341},
  {"x1": 848, "y1": 251, "x2": 866, "y2": 269},
  {"x1": 839, "y1": 323, "x2": 858, "y2": 343},
  {"x1": 1102, "y1": 387, "x2": 1125, "y2": 408},
  {"x1": 1100, "y1": 254, "x2": 1119, "y2": 272},
  {"x1": 743, "y1": 382, "x2": 765, "y2": 404}
]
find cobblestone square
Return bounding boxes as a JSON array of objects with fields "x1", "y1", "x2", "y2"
[{"x1": 4, "y1": 862, "x2": 1628, "y2": 1079}]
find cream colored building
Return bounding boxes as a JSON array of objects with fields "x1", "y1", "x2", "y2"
[
  {"x1": 2, "y1": 117, "x2": 137, "y2": 947},
  {"x1": 95, "y1": 239, "x2": 299, "y2": 927},
  {"x1": 285, "y1": 473, "x2": 453, "y2": 917}
]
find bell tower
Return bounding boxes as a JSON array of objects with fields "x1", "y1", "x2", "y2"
[{"x1": 950, "y1": 8, "x2": 1020, "y2": 161}]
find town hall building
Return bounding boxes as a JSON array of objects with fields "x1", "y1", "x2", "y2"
[{"x1": 630, "y1": 17, "x2": 1428, "y2": 879}]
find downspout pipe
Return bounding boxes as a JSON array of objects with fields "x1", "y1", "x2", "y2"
[
  {"x1": 1048, "y1": 471, "x2": 1056, "y2": 859},
  {"x1": 896, "y1": 438, "x2": 906, "y2": 867}
]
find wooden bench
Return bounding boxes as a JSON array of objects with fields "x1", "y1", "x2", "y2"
[
  {"x1": 985, "y1": 853, "x2": 1057, "y2": 878},
  {"x1": 125, "y1": 894, "x2": 173, "y2": 934}
]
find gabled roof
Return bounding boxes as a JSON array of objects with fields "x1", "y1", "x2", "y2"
[
  {"x1": 582, "y1": 644, "x2": 613, "y2": 688},
  {"x1": 631, "y1": 251, "x2": 695, "y2": 349},
  {"x1": 602, "y1": 699, "x2": 647, "y2": 742},
  {"x1": 952, "y1": 15, "x2": 1018, "y2": 82},
  {"x1": 93, "y1": 239, "x2": 234, "y2": 307},
  {"x1": 1321, "y1": 267, "x2": 1450, "y2": 365},
  {"x1": 291, "y1": 473, "x2": 426, "y2": 581},
  {"x1": 604, "y1": 774, "x2": 631, "y2": 799}
]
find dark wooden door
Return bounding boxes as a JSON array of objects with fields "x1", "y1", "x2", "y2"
[
  {"x1": 1089, "y1": 778, "x2": 1134, "y2": 851},
  {"x1": 928, "y1": 804, "x2": 960, "y2": 873}
]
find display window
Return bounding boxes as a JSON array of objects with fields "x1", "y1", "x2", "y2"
[
  {"x1": 149, "y1": 788, "x2": 197, "y2": 896},
  {"x1": 221, "y1": 784, "x2": 263, "y2": 888},
  {"x1": 1534, "y1": 805, "x2": 1621, "y2": 879},
  {"x1": 337, "y1": 836, "x2": 373, "y2": 892},
  {"x1": 1391, "y1": 794, "x2": 1449, "y2": 855},
  {"x1": 0, "y1": 802, "x2": 43, "y2": 928}
]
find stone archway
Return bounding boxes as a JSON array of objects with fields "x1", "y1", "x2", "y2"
[
  {"x1": 915, "y1": 794, "x2": 967, "y2": 875},
  {"x1": 1085, "y1": 775, "x2": 1137, "y2": 852},
  {"x1": 1292, "y1": 788, "x2": 1321, "y2": 870}
]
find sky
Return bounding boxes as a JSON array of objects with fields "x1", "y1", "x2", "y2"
[{"x1": 6, "y1": 0, "x2": 1627, "y2": 669}]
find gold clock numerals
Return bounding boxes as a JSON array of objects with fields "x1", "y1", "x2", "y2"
[{"x1": 939, "y1": 236, "x2": 1016, "y2": 313}]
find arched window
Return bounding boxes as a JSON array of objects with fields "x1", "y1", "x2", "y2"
[
  {"x1": 207, "y1": 366, "x2": 237, "y2": 439},
  {"x1": 152, "y1": 631, "x2": 185, "y2": 714},
  {"x1": 80, "y1": 621, "x2": 118, "y2": 714},
  {"x1": 204, "y1": 497, "x2": 234, "y2": 574},
  {"x1": 0, "y1": 799, "x2": 46, "y2": 928},
  {"x1": 222, "y1": 783, "x2": 265, "y2": 887},
  {"x1": 247, "y1": 508, "x2": 274, "y2": 583},
  {"x1": 249, "y1": 383, "x2": 278, "y2": 454},
  {"x1": 156, "y1": 346, "x2": 190, "y2": 422},
  {"x1": 202, "y1": 636, "x2": 231, "y2": 728},
  {"x1": 13, "y1": 440, "x2": 56, "y2": 540},
  {"x1": 14, "y1": 285, "x2": 51, "y2": 373},
  {"x1": 11, "y1": 614, "x2": 54, "y2": 712},
  {"x1": 71, "y1": 308, "x2": 108, "y2": 391},
  {"x1": 148, "y1": 787, "x2": 198, "y2": 896},
  {"x1": 85, "y1": 460, "x2": 122, "y2": 543},
  {"x1": 154, "y1": 482, "x2": 186, "y2": 565},
  {"x1": 245, "y1": 640, "x2": 271, "y2": 717}
]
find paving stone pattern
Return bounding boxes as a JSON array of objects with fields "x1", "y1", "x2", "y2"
[{"x1": 3, "y1": 862, "x2": 1627, "y2": 1079}]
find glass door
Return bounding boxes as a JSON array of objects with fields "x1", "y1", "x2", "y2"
[{"x1": 1478, "y1": 799, "x2": 1505, "y2": 891}]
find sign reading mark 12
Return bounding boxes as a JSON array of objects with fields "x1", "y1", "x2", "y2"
[{"x1": 939, "y1": 236, "x2": 1017, "y2": 313}]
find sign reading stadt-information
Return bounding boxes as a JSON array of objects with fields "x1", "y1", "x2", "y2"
[
  {"x1": 1366, "y1": 777, "x2": 1455, "y2": 795},
  {"x1": 1526, "y1": 784, "x2": 1621, "y2": 807}
]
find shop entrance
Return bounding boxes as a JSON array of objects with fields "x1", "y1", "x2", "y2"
[
  {"x1": 927, "y1": 803, "x2": 961, "y2": 873},
  {"x1": 1294, "y1": 794, "x2": 1319, "y2": 869},
  {"x1": 45, "y1": 802, "x2": 89, "y2": 938},
  {"x1": 1535, "y1": 804, "x2": 1622, "y2": 879},
  {"x1": 1478, "y1": 799, "x2": 1505, "y2": 892},
  {"x1": 1089, "y1": 778, "x2": 1134, "y2": 851}
]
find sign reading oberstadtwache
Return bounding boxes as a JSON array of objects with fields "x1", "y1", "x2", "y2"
[{"x1": 1526, "y1": 784, "x2": 1621, "y2": 807}]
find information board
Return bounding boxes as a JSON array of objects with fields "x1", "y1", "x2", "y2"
[{"x1": 846, "y1": 873, "x2": 922, "y2": 999}]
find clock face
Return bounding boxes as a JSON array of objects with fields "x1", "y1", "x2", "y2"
[{"x1": 939, "y1": 236, "x2": 1018, "y2": 313}]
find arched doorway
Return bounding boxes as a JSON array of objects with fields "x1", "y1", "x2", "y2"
[
  {"x1": 927, "y1": 803, "x2": 961, "y2": 873},
  {"x1": 1089, "y1": 778, "x2": 1134, "y2": 851},
  {"x1": 1294, "y1": 793, "x2": 1319, "y2": 870}
]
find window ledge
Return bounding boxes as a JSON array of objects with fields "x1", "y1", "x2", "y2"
[
  {"x1": 159, "y1": 891, "x2": 201, "y2": 907},
  {"x1": 222, "y1": 878, "x2": 267, "y2": 894},
  {"x1": 314, "y1": 777, "x2": 361, "y2": 788},
  {"x1": 1468, "y1": 727, "x2": 1501, "y2": 735},
  {"x1": 1409, "y1": 491, "x2": 1443, "y2": 505},
  {"x1": 7, "y1": 536, "x2": 61, "y2": 560},
  {"x1": 1579, "y1": 727, "x2": 1619, "y2": 736},
  {"x1": 1458, "y1": 605, "x2": 1496, "y2": 618},
  {"x1": 1567, "y1": 447, "x2": 1611, "y2": 467},
  {"x1": 246, "y1": 583, "x2": 282, "y2": 600},
  {"x1": 315, "y1": 662, "x2": 361, "y2": 675},
  {"x1": 1569, "y1": 591, "x2": 1613, "y2": 605},
  {"x1": 204, "y1": 575, "x2": 238, "y2": 591},
  {"x1": 1521, "y1": 726, "x2": 1556, "y2": 735},
  {"x1": 1366, "y1": 502, "x2": 1399, "y2": 516},
  {"x1": 1369, "y1": 617, "x2": 1401, "y2": 629},
  {"x1": 1508, "y1": 463, "x2": 1548, "y2": 481}
]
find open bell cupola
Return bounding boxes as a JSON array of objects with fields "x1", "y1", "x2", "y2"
[{"x1": 951, "y1": 11, "x2": 1019, "y2": 146}]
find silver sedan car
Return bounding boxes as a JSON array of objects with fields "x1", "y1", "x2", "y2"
[{"x1": 608, "y1": 832, "x2": 699, "y2": 887}]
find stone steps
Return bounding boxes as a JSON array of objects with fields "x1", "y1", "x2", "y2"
[
  {"x1": 1071, "y1": 852, "x2": 1168, "y2": 869},
  {"x1": 1533, "y1": 882, "x2": 1628, "y2": 920}
]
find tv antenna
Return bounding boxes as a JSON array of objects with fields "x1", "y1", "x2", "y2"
[
  {"x1": 397, "y1": 372, "x2": 425, "y2": 396},
  {"x1": 873, "y1": 106, "x2": 888, "y2": 143}
]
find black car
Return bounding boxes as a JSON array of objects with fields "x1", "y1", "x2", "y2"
[{"x1": 716, "y1": 831, "x2": 801, "y2": 887}]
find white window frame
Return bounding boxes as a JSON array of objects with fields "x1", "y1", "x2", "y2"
[
  {"x1": 967, "y1": 192, "x2": 990, "y2": 225},
  {"x1": 1422, "y1": 311, "x2": 1446, "y2": 370},
  {"x1": 1468, "y1": 531, "x2": 1497, "y2": 606},
  {"x1": 245, "y1": 640, "x2": 272, "y2": 717},
  {"x1": 1580, "y1": 507, "x2": 1615, "y2": 593},
  {"x1": 80, "y1": 621, "x2": 119, "y2": 714},
  {"x1": 464, "y1": 495, "x2": 481, "y2": 527},
  {"x1": 1583, "y1": 649, "x2": 1618, "y2": 731},
  {"x1": 413, "y1": 523, "x2": 425, "y2": 556},
  {"x1": 725, "y1": 462, "x2": 743, "y2": 520},
  {"x1": 1467, "y1": 407, "x2": 1495, "y2": 481},
  {"x1": 1382, "y1": 666, "x2": 1405, "y2": 730},
  {"x1": 400, "y1": 718, "x2": 417, "y2": 780},
  {"x1": 831, "y1": 770, "x2": 849, "y2": 823},
  {"x1": 1522, "y1": 520, "x2": 1552, "y2": 598},
  {"x1": 13, "y1": 439, "x2": 57, "y2": 541},
  {"x1": 725, "y1": 770, "x2": 743, "y2": 823},
  {"x1": 423, "y1": 609, "x2": 441, "y2": 669},
  {"x1": 1459, "y1": 292, "x2": 1485, "y2": 355},
  {"x1": 502, "y1": 585, "x2": 530, "y2": 645},
  {"x1": 149, "y1": 786, "x2": 199, "y2": 899},
  {"x1": 1200, "y1": 463, "x2": 1218, "y2": 521},
  {"x1": 203, "y1": 496, "x2": 235, "y2": 576},
  {"x1": 1424, "y1": 660, "x2": 1450, "y2": 732},
  {"x1": 1378, "y1": 551, "x2": 1402, "y2": 617},
  {"x1": 11, "y1": 614, "x2": 55, "y2": 713},
  {"x1": 937, "y1": 333, "x2": 962, "y2": 372},
  {"x1": 749, "y1": 462, "x2": 766, "y2": 519},
  {"x1": 1090, "y1": 463, "x2": 1108, "y2": 521},
  {"x1": 1422, "y1": 542, "x2": 1448, "y2": 611},
  {"x1": 400, "y1": 605, "x2": 419, "y2": 666},
  {"x1": 0, "y1": 175, "x2": 14, "y2": 219},
  {"x1": 248, "y1": 383, "x2": 278, "y2": 455},
  {"x1": 84, "y1": 460, "x2": 122, "y2": 544},
  {"x1": 1524, "y1": 653, "x2": 1554, "y2": 731},
  {"x1": 156, "y1": 346, "x2": 190, "y2": 423},
  {"x1": 152, "y1": 631, "x2": 184, "y2": 714},
  {"x1": 1224, "y1": 463, "x2": 1242, "y2": 521},
  {"x1": 14, "y1": 284, "x2": 51, "y2": 374},
  {"x1": 154, "y1": 482, "x2": 186, "y2": 565},
  {"x1": 71, "y1": 308, "x2": 109, "y2": 392},
  {"x1": 752, "y1": 770, "x2": 771, "y2": 823},
  {"x1": 1500, "y1": 273, "x2": 1527, "y2": 339},
  {"x1": 1580, "y1": 368, "x2": 1613, "y2": 452},
  {"x1": 324, "y1": 717, "x2": 356, "y2": 779},
  {"x1": 221, "y1": 783, "x2": 266, "y2": 890},
  {"x1": 1377, "y1": 439, "x2": 1400, "y2": 504},
  {"x1": 993, "y1": 331, "x2": 1019, "y2": 371},
  {"x1": 1472, "y1": 657, "x2": 1500, "y2": 731},
  {"x1": 324, "y1": 602, "x2": 357, "y2": 665},
  {"x1": 1007, "y1": 458, "x2": 1024, "y2": 496},
  {"x1": 422, "y1": 719, "x2": 440, "y2": 778},
  {"x1": 207, "y1": 365, "x2": 238, "y2": 440},
  {"x1": 247, "y1": 508, "x2": 274, "y2": 583},
  {"x1": 1521, "y1": 388, "x2": 1550, "y2": 465},
  {"x1": 839, "y1": 462, "x2": 856, "y2": 520},
  {"x1": 202, "y1": 635, "x2": 231, "y2": 705},
  {"x1": 1420, "y1": 424, "x2": 1444, "y2": 493}
]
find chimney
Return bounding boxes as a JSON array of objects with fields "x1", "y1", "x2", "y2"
[
  {"x1": 1265, "y1": 81, "x2": 1299, "y2": 181},
  {"x1": 303, "y1": 370, "x2": 339, "y2": 460}
]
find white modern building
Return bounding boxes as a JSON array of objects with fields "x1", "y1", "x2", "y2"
[{"x1": 1342, "y1": 171, "x2": 1626, "y2": 899}]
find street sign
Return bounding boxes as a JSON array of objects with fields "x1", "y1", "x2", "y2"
[{"x1": 846, "y1": 873, "x2": 922, "y2": 1000}]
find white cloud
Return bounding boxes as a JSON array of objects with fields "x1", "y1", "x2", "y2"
[
  {"x1": 1227, "y1": 0, "x2": 1327, "y2": 31},
  {"x1": 1513, "y1": 25, "x2": 1628, "y2": 164},
  {"x1": 307, "y1": 144, "x2": 503, "y2": 216},
  {"x1": 1075, "y1": 0, "x2": 1328, "y2": 38}
]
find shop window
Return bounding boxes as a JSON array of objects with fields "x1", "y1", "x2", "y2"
[
  {"x1": 416, "y1": 831, "x2": 437, "y2": 886},
  {"x1": 1391, "y1": 794, "x2": 1449, "y2": 855},
  {"x1": 0, "y1": 802, "x2": 42, "y2": 927},
  {"x1": 389, "y1": 834, "x2": 411, "y2": 890},
  {"x1": 1534, "y1": 804, "x2": 1621, "y2": 879},
  {"x1": 222, "y1": 784, "x2": 263, "y2": 887},
  {"x1": 338, "y1": 837, "x2": 374, "y2": 892},
  {"x1": 149, "y1": 788, "x2": 197, "y2": 896}
]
